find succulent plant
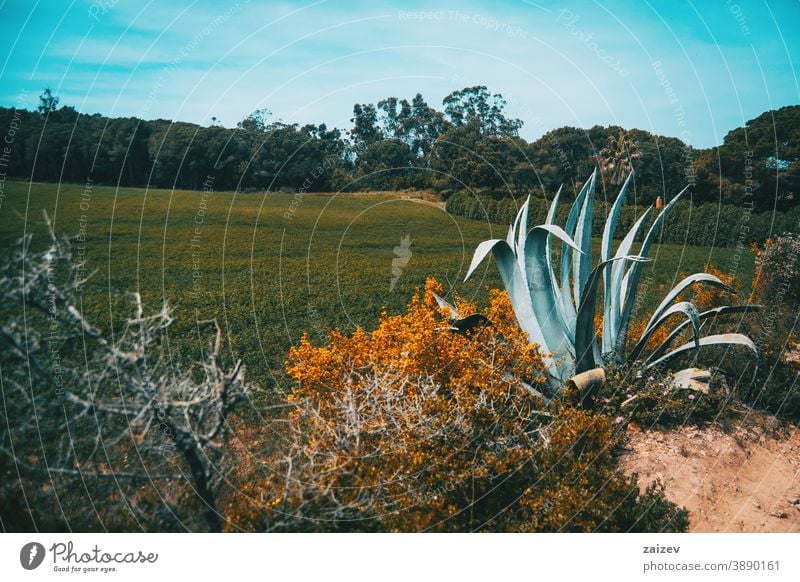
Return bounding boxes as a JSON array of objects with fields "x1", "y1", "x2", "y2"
[{"x1": 465, "y1": 170, "x2": 759, "y2": 392}]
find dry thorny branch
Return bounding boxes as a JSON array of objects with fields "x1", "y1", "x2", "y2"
[{"x1": 0, "y1": 215, "x2": 251, "y2": 531}]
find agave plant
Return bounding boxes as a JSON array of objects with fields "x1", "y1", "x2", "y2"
[{"x1": 465, "y1": 170, "x2": 759, "y2": 391}]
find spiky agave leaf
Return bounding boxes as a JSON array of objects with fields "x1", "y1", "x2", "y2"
[
  {"x1": 643, "y1": 273, "x2": 735, "y2": 332},
  {"x1": 670, "y1": 367, "x2": 712, "y2": 393},
  {"x1": 575, "y1": 256, "x2": 647, "y2": 374},
  {"x1": 614, "y1": 185, "x2": 690, "y2": 358},
  {"x1": 523, "y1": 224, "x2": 583, "y2": 379},
  {"x1": 516, "y1": 196, "x2": 531, "y2": 253},
  {"x1": 572, "y1": 169, "x2": 597, "y2": 308},
  {"x1": 629, "y1": 301, "x2": 701, "y2": 363},
  {"x1": 604, "y1": 207, "x2": 653, "y2": 354},
  {"x1": 647, "y1": 304, "x2": 762, "y2": 363},
  {"x1": 465, "y1": 205, "x2": 582, "y2": 382},
  {"x1": 545, "y1": 186, "x2": 573, "y2": 342},
  {"x1": 625, "y1": 273, "x2": 735, "y2": 362},
  {"x1": 646, "y1": 333, "x2": 758, "y2": 368},
  {"x1": 465, "y1": 238, "x2": 545, "y2": 347},
  {"x1": 558, "y1": 177, "x2": 592, "y2": 338},
  {"x1": 601, "y1": 173, "x2": 634, "y2": 352}
]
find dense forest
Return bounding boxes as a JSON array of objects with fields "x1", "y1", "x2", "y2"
[{"x1": 1, "y1": 87, "x2": 798, "y2": 214}]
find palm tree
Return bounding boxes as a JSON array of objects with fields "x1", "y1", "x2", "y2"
[{"x1": 599, "y1": 130, "x2": 639, "y2": 185}]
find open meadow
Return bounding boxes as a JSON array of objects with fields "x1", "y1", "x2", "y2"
[{"x1": 0, "y1": 180, "x2": 756, "y2": 396}]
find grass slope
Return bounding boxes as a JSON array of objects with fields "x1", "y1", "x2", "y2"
[{"x1": 0, "y1": 181, "x2": 755, "y2": 391}]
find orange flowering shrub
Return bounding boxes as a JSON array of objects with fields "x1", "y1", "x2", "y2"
[
  {"x1": 616, "y1": 262, "x2": 743, "y2": 357},
  {"x1": 595, "y1": 308, "x2": 670, "y2": 356},
  {"x1": 692, "y1": 263, "x2": 742, "y2": 311},
  {"x1": 225, "y1": 279, "x2": 687, "y2": 532},
  {"x1": 626, "y1": 315, "x2": 672, "y2": 354},
  {"x1": 287, "y1": 278, "x2": 547, "y2": 406}
]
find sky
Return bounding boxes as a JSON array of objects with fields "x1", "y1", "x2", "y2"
[{"x1": 0, "y1": 0, "x2": 798, "y2": 148}]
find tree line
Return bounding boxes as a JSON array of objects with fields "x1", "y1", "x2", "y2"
[{"x1": 0, "y1": 87, "x2": 798, "y2": 213}]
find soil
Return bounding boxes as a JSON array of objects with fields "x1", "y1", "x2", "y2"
[{"x1": 619, "y1": 412, "x2": 800, "y2": 532}]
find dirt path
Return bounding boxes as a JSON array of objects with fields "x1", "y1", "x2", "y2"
[{"x1": 619, "y1": 414, "x2": 800, "y2": 532}]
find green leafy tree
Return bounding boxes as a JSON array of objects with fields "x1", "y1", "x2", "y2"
[
  {"x1": 37, "y1": 88, "x2": 59, "y2": 115},
  {"x1": 442, "y1": 85, "x2": 522, "y2": 137},
  {"x1": 350, "y1": 103, "x2": 383, "y2": 152}
]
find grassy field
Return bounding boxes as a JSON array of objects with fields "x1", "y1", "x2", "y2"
[{"x1": 0, "y1": 180, "x2": 755, "y2": 392}]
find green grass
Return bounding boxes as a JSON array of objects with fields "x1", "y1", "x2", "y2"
[{"x1": 0, "y1": 180, "x2": 755, "y2": 392}]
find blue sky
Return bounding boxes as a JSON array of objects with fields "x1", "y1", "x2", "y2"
[{"x1": 0, "y1": 0, "x2": 798, "y2": 147}]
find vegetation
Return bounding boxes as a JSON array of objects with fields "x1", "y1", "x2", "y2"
[
  {"x1": 752, "y1": 234, "x2": 800, "y2": 304},
  {"x1": 446, "y1": 191, "x2": 800, "y2": 247},
  {"x1": 465, "y1": 172, "x2": 759, "y2": 394},
  {"x1": 2, "y1": 181, "x2": 754, "y2": 385},
  {"x1": 225, "y1": 280, "x2": 689, "y2": 532},
  {"x1": 1, "y1": 88, "x2": 798, "y2": 220},
  {"x1": 1, "y1": 177, "x2": 795, "y2": 533},
  {"x1": 0, "y1": 223, "x2": 250, "y2": 532}
]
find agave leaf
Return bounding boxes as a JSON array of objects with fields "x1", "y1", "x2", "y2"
[
  {"x1": 506, "y1": 222, "x2": 515, "y2": 247},
  {"x1": 644, "y1": 273, "x2": 735, "y2": 333},
  {"x1": 604, "y1": 208, "x2": 653, "y2": 354},
  {"x1": 433, "y1": 293, "x2": 459, "y2": 320},
  {"x1": 601, "y1": 173, "x2": 633, "y2": 347},
  {"x1": 615, "y1": 185, "x2": 690, "y2": 358},
  {"x1": 465, "y1": 238, "x2": 509, "y2": 282},
  {"x1": 646, "y1": 333, "x2": 757, "y2": 368},
  {"x1": 506, "y1": 200, "x2": 526, "y2": 249},
  {"x1": 524, "y1": 225, "x2": 583, "y2": 374},
  {"x1": 670, "y1": 367, "x2": 711, "y2": 393},
  {"x1": 511, "y1": 197, "x2": 532, "y2": 293},
  {"x1": 575, "y1": 255, "x2": 646, "y2": 374},
  {"x1": 546, "y1": 185, "x2": 562, "y2": 226},
  {"x1": 601, "y1": 173, "x2": 633, "y2": 264},
  {"x1": 516, "y1": 195, "x2": 531, "y2": 258},
  {"x1": 572, "y1": 170, "x2": 596, "y2": 307},
  {"x1": 630, "y1": 301, "x2": 700, "y2": 363},
  {"x1": 559, "y1": 180, "x2": 591, "y2": 333},
  {"x1": 545, "y1": 186, "x2": 573, "y2": 342},
  {"x1": 560, "y1": 179, "x2": 591, "y2": 296},
  {"x1": 464, "y1": 238, "x2": 548, "y2": 369},
  {"x1": 647, "y1": 304, "x2": 762, "y2": 363},
  {"x1": 619, "y1": 266, "x2": 632, "y2": 313}
]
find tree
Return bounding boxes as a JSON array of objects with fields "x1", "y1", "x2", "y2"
[
  {"x1": 442, "y1": 86, "x2": 522, "y2": 137},
  {"x1": 376, "y1": 96, "x2": 411, "y2": 138},
  {"x1": 693, "y1": 105, "x2": 800, "y2": 209},
  {"x1": 237, "y1": 108, "x2": 272, "y2": 133},
  {"x1": 354, "y1": 139, "x2": 415, "y2": 190},
  {"x1": 37, "y1": 88, "x2": 59, "y2": 115},
  {"x1": 599, "y1": 130, "x2": 639, "y2": 186},
  {"x1": 402, "y1": 93, "x2": 448, "y2": 167},
  {"x1": 350, "y1": 103, "x2": 382, "y2": 152}
]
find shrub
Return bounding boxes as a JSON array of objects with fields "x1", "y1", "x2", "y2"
[
  {"x1": 701, "y1": 239, "x2": 800, "y2": 423},
  {"x1": 736, "y1": 303, "x2": 800, "y2": 422},
  {"x1": 751, "y1": 234, "x2": 800, "y2": 304},
  {"x1": 690, "y1": 263, "x2": 743, "y2": 311},
  {"x1": 225, "y1": 280, "x2": 688, "y2": 532},
  {"x1": 597, "y1": 365, "x2": 730, "y2": 429}
]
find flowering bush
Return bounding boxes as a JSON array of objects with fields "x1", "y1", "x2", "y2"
[
  {"x1": 691, "y1": 263, "x2": 742, "y2": 311},
  {"x1": 225, "y1": 279, "x2": 688, "y2": 532}
]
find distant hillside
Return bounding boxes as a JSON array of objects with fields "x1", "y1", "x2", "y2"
[{"x1": 0, "y1": 88, "x2": 797, "y2": 211}]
